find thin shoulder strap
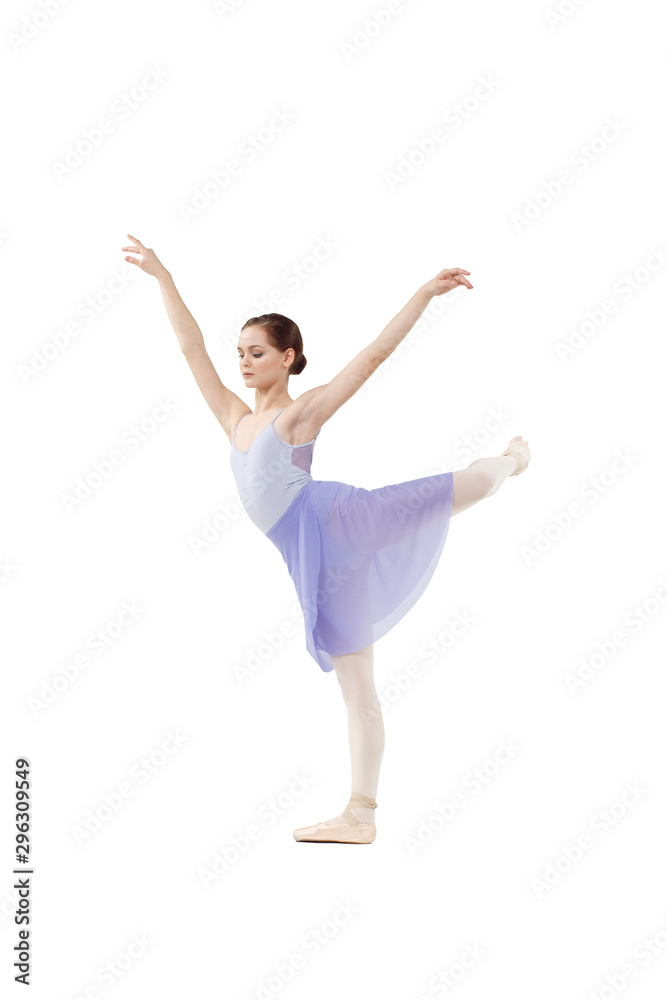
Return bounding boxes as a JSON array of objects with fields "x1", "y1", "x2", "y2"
[
  {"x1": 271, "y1": 406, "x2": 287, "y2": 424},
  {"x1": 232, "y1": 411, "x2": 251, "y2": 444}
]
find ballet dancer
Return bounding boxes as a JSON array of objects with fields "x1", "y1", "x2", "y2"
[{"x1": 122, "y1": 234, "x2": 530, "y2": 844}]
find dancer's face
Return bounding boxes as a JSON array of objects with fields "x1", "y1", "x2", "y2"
[{"x1": 237, "y1": 326, "x2": 293, "y2": 388}]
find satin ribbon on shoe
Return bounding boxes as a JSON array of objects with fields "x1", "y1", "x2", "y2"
[{"x1": 293, "y1": 791, "x2": 378, "y2": 844}]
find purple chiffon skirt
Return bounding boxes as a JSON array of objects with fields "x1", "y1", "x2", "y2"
[{"x1": 265, "y1": 473, "x2": 454, "y2": 673}]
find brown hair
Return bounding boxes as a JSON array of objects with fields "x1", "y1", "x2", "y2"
[{"x1": 241, "y1": 313, "x2": 307, "y2": 376}]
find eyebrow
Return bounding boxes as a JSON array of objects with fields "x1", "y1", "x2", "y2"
[{"x1": 237, "y1": 345, "x2": 263, "y2": 350}]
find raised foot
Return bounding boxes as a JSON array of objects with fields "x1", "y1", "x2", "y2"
[{"x1": 502, "y1": 436, "x2": 531, "y2": 476}]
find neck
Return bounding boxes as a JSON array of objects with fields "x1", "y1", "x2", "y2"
[{"x1": 251, "y1": 391, "x2": 292, "y2": 414}]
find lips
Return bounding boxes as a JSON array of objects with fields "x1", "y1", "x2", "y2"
[{"x1": 243, "y1": 373, "x2": 253, "y2": 377}]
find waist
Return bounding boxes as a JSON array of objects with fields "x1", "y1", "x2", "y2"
[{"x1": 234, "y1": 471, "x2": 313, "y2": 534}]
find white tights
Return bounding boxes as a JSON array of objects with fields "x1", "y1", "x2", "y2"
[
  {"x1": 328, "y1": 453, "x2": 518, "y2": 823},
  {"x1": 330, "y1": 644, "x2": 384, "y2": 823}
]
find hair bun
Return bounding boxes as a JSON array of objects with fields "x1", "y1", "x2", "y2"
[{"x1": 292, "y1": 353, "x2": 307, "y2": 375}]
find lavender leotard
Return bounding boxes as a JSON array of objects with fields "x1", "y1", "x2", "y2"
[{"x1": 230, "y1": 406, "x2": 454, "y2": 674}]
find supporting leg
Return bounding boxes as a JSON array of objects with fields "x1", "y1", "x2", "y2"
[{"x1": 323, "y1": 643, "x2": 385, "y2": 826}]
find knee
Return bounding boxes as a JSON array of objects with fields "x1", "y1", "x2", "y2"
[
  {"x1": 339, "y1": 675, "x2": 377, "y2": 704},
  {"x1": 467, "y1": 467, "x2": 495, "y2": 500},
  {"x1": 337, "y1": 672, "x2": 379, "y2": 709}
]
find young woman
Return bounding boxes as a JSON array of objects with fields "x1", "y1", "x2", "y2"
[{"x1": 122, "y1": 234, "x2": 530, "y2": 845}]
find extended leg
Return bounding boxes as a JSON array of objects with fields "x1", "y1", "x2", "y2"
[
  {"x1": 451, "y1": 432, "x2": 532, "y2": 516},
  {"x1": 451, "y1": 455, "x2": 517, "y2": 515}
]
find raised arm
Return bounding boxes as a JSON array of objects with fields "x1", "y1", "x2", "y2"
[
  {"x1": 295, "y1": 267, "x2": 472, "y2": 436},
  {"x1": 122, "y1": 235, "x2": 244, "y2": 440}
]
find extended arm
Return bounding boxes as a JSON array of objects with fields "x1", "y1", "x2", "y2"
[
  {"x1": 372, "y1": 285, "x2": 433, "y2": 363},
  {"x1": 157, "y1": 271, "x2": 243, "y2": 437},
  {"x1": 122, "y1": 234, "x2": 244, "y2": 439},
  {"x1": 158, "y1": 268, "x2": 241, "y2": 440},
  {"x1": 156, "y1": 269, "x2": 205, "y2": 353},
  {"x1": 295, "y1": 268, "x2": 472, "y2": 435}
]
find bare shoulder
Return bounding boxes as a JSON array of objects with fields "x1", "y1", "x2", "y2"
[
  {"x1": 278, "y1": 347, "x2": 379, "y2": 440},
  {"x1": 225, "y1": 402, "x2": 253, "y2": 444},
  {"x1": 275, "y1": 389, "x2": 325, "y2": 446}
]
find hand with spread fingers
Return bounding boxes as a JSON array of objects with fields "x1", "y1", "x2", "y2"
[{"x1": 121, "y1": 234, "x2": 169, "y2": 279}]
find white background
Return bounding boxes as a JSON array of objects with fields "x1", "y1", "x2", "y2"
[{"x1": 2, "y1": 0, "x2": 666, "y2": 997}]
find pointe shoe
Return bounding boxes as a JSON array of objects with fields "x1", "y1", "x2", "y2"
[
  {"x1": 502, "y1": 436, "x2": 530, "y2": 476},
  {"x1": 293, "y1": 792, "x2": 378, "y2": 844}
]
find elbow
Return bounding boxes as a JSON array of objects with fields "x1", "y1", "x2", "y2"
[{"x1": 368, "y1": 343, "x2": 388, "y2": 367}]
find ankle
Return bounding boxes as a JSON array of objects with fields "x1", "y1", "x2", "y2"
[
  {"x1": 347, "y1": 805, "x2": 376, "y2": 825},
  {"x1": 343, "y1": 791, "x2": 378, "y2": 826}
]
